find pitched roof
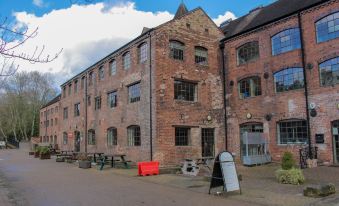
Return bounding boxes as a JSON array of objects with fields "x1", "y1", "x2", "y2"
[
  {"x1": 41, "y1": 94, "x2": 61, "y2": 109},
  {"x1": 174, "y1": 3, "x2": 189, "y2": 19},
  {"x1": 221, "y1": 0, "x2": 329, "y2": 40}
]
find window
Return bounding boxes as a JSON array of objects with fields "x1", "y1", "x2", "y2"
[
  {"x1": 63, "y1": 132, "x2": 68, "y2": 145},
  {"x1": 88, "y1": 129, "x2": 96, "y2": 145},
  {"x1": 51, "y1": 119, "x2": 53, "y2": 126},
  {"x1": 170, "y1": 40, "x2": 184, "y2": 60},
  {"x1": 51, "y1": 108, "x2": 54, "y2": 114},
  {"x1": 138, "y1": 43, "x2": 148, "y2": 63},
  {"x1": 99, "y1": 66, "x2": 104, "y2": 80},
  {"x1": 238, "y1": 77, "x2": 261, "y2": 99},
  {"x1": 95, "y1": 96, "x2": 101, "y2": 110},
  {"x1": 107, "y1": 91, "x2": 117, "y2": 108},
  {"x1": 55, "y1": 106, "x2": 58, "y2": 113},
  {"x1": 81, "y1": 76, "x2": 85, "y2": 89},
  {"x1": 89, "y1": 72, "x2": 93, "y2": 86},
  {"x1": 237, "y1": 41, "x2": 259, "y2": 65},
  {"x1": 110, "y1": 60, "x2": 116, "y2": 76},
  {"x1": 87, "y1": 95, "x2": 91, "y2": 106},
  {"x1": 277, "y1": 120, "x2": 308, "y2": 144},
  {"x1": 107, "y1": 127, "x2": 117, "y2": 146},
  {"x1": 195, "y1": 46, "x2": 208, "y2": 65},
  {"x1": 127, "y1": 126, "x2": 140, "y2": 146},
  {"x1": 55, "y1": 118, "x2": 57, "y2": 125},
  {"x1": 272, "y1": 28, "x2": 301, "y2": 55},
  {"x1": 63, "y1": 107, "x2": 68, "y2": 119},
  {"x1": 74, "y1": 103, "x2": 80, "y2": 117},
  {"x1": 274, "y1": 67, "x2": 304, "y2": 92},
  {"x1": 319, "y1": 56, "x2": 339, "y2": 86},
  {"x1": 123, "y1": 52, "x2": 131, "y2": 70},
  {"x1": 128, "y1": 82, "x2": 141, "y2": 103},
  {"x1": 63, "y1": 86, "x2": 66, "y2": 98},
  {"x1": 316, "y1": 12, "x2": 339, "y2": 43},
  {"x1": 174, "y1": 80, "x2": 197, "y2": 101},
  {"x1": 74, "y1": 80, "x2": 78, "y2": 93},
  {"x1": 175, "y1": 127, "x2": 190, "y2": 146},
  {"x1": 68, "y1": 84, "x2": 72, "y2": 95}
]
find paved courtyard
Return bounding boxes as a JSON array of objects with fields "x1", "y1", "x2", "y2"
[{"x1": 0, "y1": 146, "x2": 339, "y2": 206}]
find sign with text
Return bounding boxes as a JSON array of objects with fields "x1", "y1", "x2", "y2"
[{"x1": 0, "y1": 141, "x2": 5, "y2": 146}]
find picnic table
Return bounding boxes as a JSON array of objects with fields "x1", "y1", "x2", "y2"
[
  {"x1": 97, "y1": 154, "x2": 131, "y2": 170},
  {"x1": 87, "y1": 152, "x2": 104, "y2": 163}
]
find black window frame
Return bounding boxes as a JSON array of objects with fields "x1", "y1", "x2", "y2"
[
  {"x1": 271, "y1": 28, "x2": 301, "y2": 56},
  {"x1": 274, "y1": 67, "x2": 305, "y2": 93},
  {"x1": 195, "y1": 46, "x2": 208, "y2": 65},
  {"x1": 109, "y1": 60, "x2": 117, "y2": 76},
  {"x1": 277, "y1": 119, "x2": 308, "y2": 145},
  {"x1": 128, "y1": 82, "x2": 141, "y2": 103},
  {"x1": 63, "y1": 132, "x2": 68, "y2": 145},
  {"x1": 169, "y1": 40, "x2": 184, "y2": 61},
  {"x1": 107, "y1": 91, "x2": 118, "y2": 108},
  {"x1": 99, "y1": 66, "x2": 104, "y2": 80},
  {"x1": 319, "y1": 56, "x2": 339, "y2": 87},
  {"x1": 315, "y1": 12, "x2": 339, "y2": 43},
  {"x1": 238, "y1": 76, "x2": 262, "y2": 99},
  {"x1": 94, "y1": 96, "x2": 101, "y2": 110},
  {"x1": 74, "y1": 103, "x2": 80, "y2": 117},
  {"x1": 175, "y1": 127, "x2": 190, "y2": 146},
  {"x1": 63, "y1": 107, "x2": 68, "y2": 119},
  {"x1": 138, "y1": 42, "x2": 148, "y2": 63},
  {"x1": 107, "y1": 127, "x2": 118, "y2": 146},
  {"x1": 174, "y1": 80, "x2": 197, "y2": 102},
  {"x1": 88, "y1": 129, "x2": 96, "y2": 145},
  {"x1": 123, "y1": 52, "x2": 131, "y2": 70},
  {"x1": 127, "y1": 125, "x2": 141, "y2": 146},
  {"x1": 237, "y1": 41, "x2": 259, "y2": 65}
]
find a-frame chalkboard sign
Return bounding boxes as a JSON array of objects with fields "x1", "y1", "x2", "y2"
[{"x1": 209, "y1": 151, "x2": 241, "y2": 194}]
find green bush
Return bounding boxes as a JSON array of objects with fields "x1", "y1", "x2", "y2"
[
  {"x1": 276, "y1": 168, "x2": 305, "y2": 185},
  {"x1": 281, "y1": 152, "x2": 295, "y2": 170},
  {"x1": 35, "y1": 146, "x2": 41, "y2": 153},
  {"x1": 39, "y1": 147, "x2": 50, "y2": 155}
]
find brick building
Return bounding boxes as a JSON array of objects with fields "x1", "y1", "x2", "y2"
[
  {"x1": 220, "y1": 0, "x2": 339, "y2": 165},
  {"x1": 40, "y1": 0, "x2": 339, "y2": 166}
]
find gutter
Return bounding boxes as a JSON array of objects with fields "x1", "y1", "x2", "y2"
[{"x1": 219, "y1": 43, "x2": 228, "y2": 151}]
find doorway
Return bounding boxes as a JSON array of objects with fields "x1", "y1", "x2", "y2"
[
  {"x1": 201, "y1": 128, "x2": 215, "y2": 157},
  {"x1": 332, "y1": 120, "x2": 339, "y2": 164},
  {"x1": 74, "y1": 131, "x2": 81, "y2": 152}
]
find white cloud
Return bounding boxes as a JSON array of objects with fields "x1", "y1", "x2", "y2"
[
  {"x1": 33, "y1": 0, "x2": 44, "y2": 7},
  {"x1": 10, "y1": 2, "x2": 173, "y2": 85},
  {"x1": 213, "y1": 11, "x2": 236, "y2": 26}
]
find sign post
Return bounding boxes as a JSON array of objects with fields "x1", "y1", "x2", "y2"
[{"x1": 209, "y1": 151, "x2": 241, "y2": 194}]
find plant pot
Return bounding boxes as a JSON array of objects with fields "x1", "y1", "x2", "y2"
[
  {"x1": 79, "y1": 160, "x2": 91, "y2": 169},
  {"x1": 40, "y1": 153, "x2": 51, "y2": 160},
  {"x1": 34, "y1": 152, "x2": 40, "y2": 158},
  {"x1": 29, "y1": 152, "x2": 35, "y2": 155}
]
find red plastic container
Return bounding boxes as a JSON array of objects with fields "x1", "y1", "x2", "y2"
[{"x1": 138, "y1": 161, "x2": 159, "y2": 176}]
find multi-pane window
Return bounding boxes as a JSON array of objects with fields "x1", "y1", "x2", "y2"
[
  {"x1": 74, "y1": 103, "x2": 80, "y2": 117},
  {"x1": 174, "y1": 80, "x2": 197, "y2": 101},
  {"x1": 63, "y1": 107, "x2": 68, "y2": 119},
  {"x1": 51, "y1": 119, "x2": 53, "y2": 126},
  {"x1": 128, "y1": 82, "x2": 141, "y2": 103},
  {"x1": 95, "y1": 96, "x2": 101, "y2": 110},
  {"x1": 99, "y1": 66, "x2": 104, "y2": 80},
  {"x1": 175, "y1": 127, "x2": 190, "y2": 146},
  {"x1": 138, "y1": 43, "x2": 148, "y2": 63},
  {"x1": 87, "y1": 95, "x2": 91, "y2": 106},
  {"x1": 272, "y1": 28, "x2": 301, "y2": 55},
  {"x1": 195, "y1": 46, "x2": 208, "y2": 65},
  {"x1": 170, "y1": 40, "x2": 184, "y2": 60},
  {"x1": 319, "y1": 56, "x2": 339, "y2": 86},
  {"x1": 55, "y1": 118, "x2": 57, "y2": 125},
  {"x1": 316, "y1": 12, "x2": 339, "y2": 43},
  {"x1": 127, "y1": 126, "x2": 141, "y2": 146},
  {"x1": 68, "y1": 84, "x2": 72, "y2": 95},
  {"x1": 74, "y1": 80, "x2": 78, "y2": 93},
  {"x1": 63, "y1": 132, "x2": 68, "y2": 145},
  {"x1": 110, "y1": 60, "x2": 116, "y2": 76},
  {"x1": 63, "y1": 86, "x2": 66, "y2": 98},
  {"x1": 89, "y1": 72, "x2": 93, "y2": 86},
  {"x1": 237, "y1": 41, "x2": 259, "y2": 65},
  {"x1": 274, "y1": 67, "x2": 304, "y2": 92},
  {"x1": 238, "y1": 77, "x2": 261, "y2": 99},
  {"x1": 277, "y1": 120, "x2": 308, "y2": 144},
  {"x1": 88, "y1": 129, "x2": 96, "y2": 145},
  {"x1": 107, "y1": 127, "x2": 117, "y2": 146},
  {"x1": 123, "y1": 52, "x2": 131, "y2": 70},
  {"x1": 107, "y1": 91, "x2": 117, "y2": 108},
  {"x1": 81, "y1": 76, "x2": 85, "y2": 89}
]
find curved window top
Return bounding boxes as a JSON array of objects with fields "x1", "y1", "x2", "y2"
[
  {"x1": 238, "y1": 76, "x2": 261, "y2": 99},
  {"x1": 274, "y1": 67, "x2": 304, "y2": 93},
  {"x1": 316, "y1": 12, "x2": 339, "y2": 43},
  {"x1": 237, "y1": 41, "x2": 259, "y2": 65},
  {"x1": 195, "y1": 46, "x2": 208, "y2": 65},
  {"x1": 319, "y1": 56, "x2": 339, "y2": 86},
  {"x1": 109, "y1": 60, "x2": 116, "y2": 76},
  {"x1": 170, "y1": 40, "x2": 184, "y2": 60},
  {"x1": 138, "y1": 42, "x2": 148, "y2": 63},
  {"x1": 272, "y1": 28, "x2": 301, "y2": 55},
  {"x1": 123, "y1": 52, "x2": 131, "y2": 70}
]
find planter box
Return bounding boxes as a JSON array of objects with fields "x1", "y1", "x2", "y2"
[
  {"x1": 40, "y1": 153, "x2": 51, "y2": 160},
  {"x1": 79, "y1": 161, "x2": 91, "y2": 169},
  {"x1": 34, "y1": 152, "x2": 40, "y2": 158},
  {"x1": 29, "y1": 152, "x2": 35, "y2": 155}
]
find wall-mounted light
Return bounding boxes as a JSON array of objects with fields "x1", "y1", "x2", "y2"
[
  {"x1": 246, "y1": 113, "x2": 252, "y2": 119},
  {"x1": 265, "y1": 114, "x2": 272, "y2": 121},
  {"x1": 229, "y1": 80, "x2": 234, "y2": 87},
  {"x1": 306, "y1": 63, "x2": 313, "y2": 70}
]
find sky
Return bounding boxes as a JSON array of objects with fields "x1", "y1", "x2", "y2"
[{"x1": 0, "y1": 0, "x2": 275, "y2": 87}]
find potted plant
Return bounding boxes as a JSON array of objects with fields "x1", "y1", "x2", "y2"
[
  {"x1": 78, "y1": 154, "x2": 91, "y2": 169},
  {"x1": 275, "y1": 152, "x2": 305, "y2": 185},
  {"x1": 39, "y1": 147, "x2": 51, "y2": 160},
  {"x1": 34, "y1": 146, "x2": 41, "y2": 158}
]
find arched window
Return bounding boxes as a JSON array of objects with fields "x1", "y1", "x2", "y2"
[
  {"x1": 169, "y1": 40, "x2": 184, "y2": 60},
  {"x1": 238, "y1": 76, "x2": 261, "y2": 99},
  {"x1": 237, "y1": 41, "x2": 259, "y2": 65},
  {"x1": 277, "y1": 119, "x2": 308, "y2": 144},
  {"x1": 319, "y1": 56, "x2": 339, "y2": 86},
  {"x1": 274, "y1": 67, "x2": 304, "y2": 92},
  {"x1": 127, "y1": 125, "x2": 140, "y2": 146},
  {"x1": 109, "y1": 60, "x2": 116, "y2": 76},
  {"x1": 123, "y1": 52, "x2": 131, "y2": 70},
  {"x1": 88, "y1": 129, "x2": 96, "y2": 145},
  {"x1": 63, "y1": 132, "x2": 68, "y2": 145},
  {"x1": 98, "y1": 66, "x2": 104, "y2": 80},
  {"x1": 107, "y1": 127, "x2": 117, "y2": 146},
  {"x1": 316, "y1": 12, "x2": 339, "y2": 43},
  {"x1": 195, "y1": 46, "x2": 208, "y2": 65},
  {"x1": 138, "y1": 43, "x2": 148, "y2": 63},
  {"x1": 271, "y1": 28, "x2": 301, "y2": 55},
  {"x1": 54, "y1": 135, "x2": 57, "y2": 145}
]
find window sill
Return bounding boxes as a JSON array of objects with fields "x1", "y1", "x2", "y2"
[
  {"x1": 277, "y1": 143, "x2": 307, "y2": 146},
  {"x1": 238, "y1": 95, "x2": 262, "y2": 100},
  {"x1": 274, "y1": 88, "x2": 304, "y2": 95}
]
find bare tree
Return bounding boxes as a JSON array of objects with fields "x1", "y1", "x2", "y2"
[{"x1": 0, "y1": 17, "x2": 62, "y2": 77}]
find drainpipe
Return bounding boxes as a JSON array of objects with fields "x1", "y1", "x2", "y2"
[
  {"x1": 298, "y1": 12, "x2": 312, "y2": 158},
  {"x1": 148, "y1": 32, "x2": 153, "y2": 161},
  {"x1": 85, "y1": 75, "x2": 88, "y2": 154},
  {"x1": 45, "y1": 107, "x2": 47, "y2": 143},
  {"x1": 219, "y1": 43, "x2": 228, "y2": 151}
]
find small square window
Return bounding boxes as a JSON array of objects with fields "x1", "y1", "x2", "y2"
[{"x1": 175, "y1": 127, "x2": 190, "y2": 146}]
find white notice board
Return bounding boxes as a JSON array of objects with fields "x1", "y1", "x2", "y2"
[{"x1": 219, "y1": 152, "x2": 240, "y2": 192}]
